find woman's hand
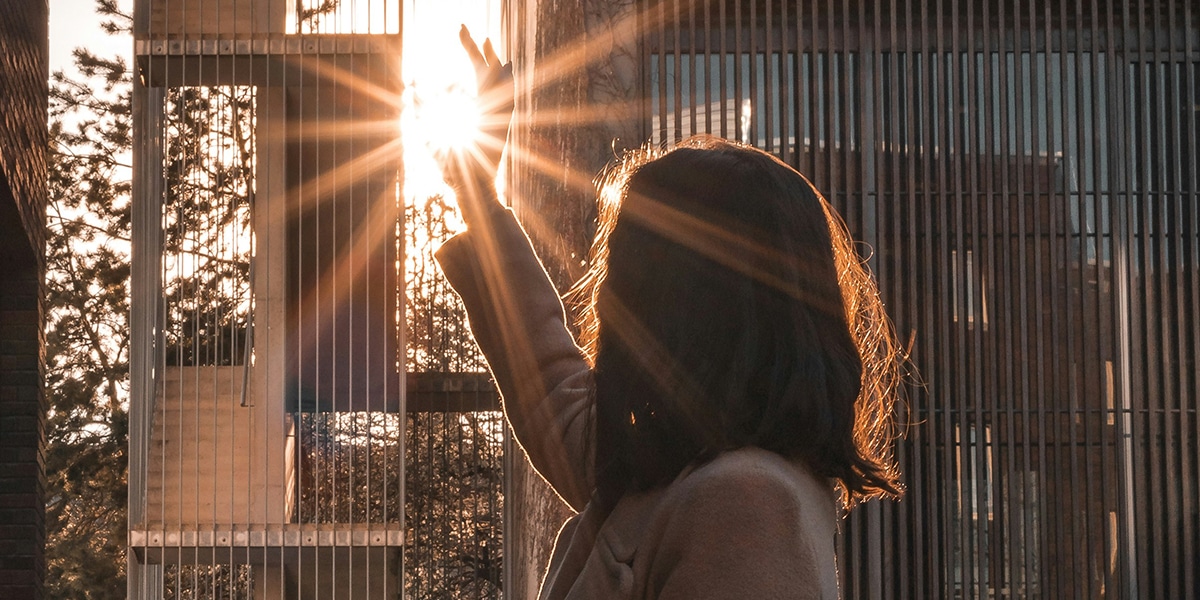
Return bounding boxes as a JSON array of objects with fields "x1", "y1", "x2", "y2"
[
  {"x1": 461, "y1": 25, "x2": 514, "y2": 179},
  {"x1": 438, "y1": 25, "x2": 514, "y2": 228}
]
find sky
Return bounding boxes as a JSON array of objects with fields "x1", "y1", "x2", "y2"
[
  {"x1": 49, "y1": 0, "x2": 500, "y2": 79},
  {"x1": 50, "y1": 0, "x2": 133, "y2": 74}
]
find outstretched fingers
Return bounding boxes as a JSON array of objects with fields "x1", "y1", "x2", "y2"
[
  {"x1": 460, "y1": 26, "x2": 491, "y2": 80},
  {"x1": 483, "y1": 38, "x2": 501, "y2": 69}
]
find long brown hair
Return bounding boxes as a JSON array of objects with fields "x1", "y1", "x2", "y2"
[{"x1": 569, "y1": 136, "x2": 907, "y2": 510}]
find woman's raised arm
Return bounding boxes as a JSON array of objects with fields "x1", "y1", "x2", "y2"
[{"x1": 433, "y1": 28, "x2": 595, "y2": 511}]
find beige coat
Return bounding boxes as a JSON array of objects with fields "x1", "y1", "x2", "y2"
[{"x1": 437, "y1": 209, "x2": 841, "y2": 599}]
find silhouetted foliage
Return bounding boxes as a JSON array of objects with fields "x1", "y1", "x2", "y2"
[
  {"x1": 44, "y1": 4, "x2": 133, "y2": 597},
  {"x1": 159, "y1": 85, "x2": 255, "y2": 367}
]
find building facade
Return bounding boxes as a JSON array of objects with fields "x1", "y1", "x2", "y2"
[
  {"x1": 512, "y1": 0, "x2": 1200, "y2": 597},
  {"x1": 631, "y1": 1, "x2": 1199, "y2": 597}
]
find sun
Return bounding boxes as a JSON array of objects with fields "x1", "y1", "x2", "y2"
[{"x1": 404, "y1": 82, "x2": 483, "y2": 154}]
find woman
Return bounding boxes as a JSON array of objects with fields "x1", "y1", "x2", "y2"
[{"x1": 436, "y1": 28, "x2": 905, "y2": 600}]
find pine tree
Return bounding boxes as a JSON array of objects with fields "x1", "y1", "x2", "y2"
[{"x1": 43, "y1": 5, "x2": 134, "y2": 596}]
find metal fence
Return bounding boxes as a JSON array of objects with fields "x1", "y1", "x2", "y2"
[
  {"x1": 128, "y1": 0, "x2": 506, "y2": 597},
  {"x1": 641, "y1": 1, "x2": 1197, "y2": 598}
]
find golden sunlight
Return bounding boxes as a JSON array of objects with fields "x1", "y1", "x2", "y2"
[{"x1": 401, "y1": 0, "x2": 503, "y2": 205}]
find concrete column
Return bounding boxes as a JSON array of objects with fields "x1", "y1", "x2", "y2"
[
  {"x1": 128, "y1": 77, "x2": 165, "y2": 600},
  {"x1": 252, "y1": 86, "x2": 295, "y2": 526}
]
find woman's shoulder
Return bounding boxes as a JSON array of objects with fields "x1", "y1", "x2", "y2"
[
  {"x1": 658, "y1": 447, "x2": 838, "y2": 520},
  {"x1": 626, "y1": 447, "x2": 841, "y2": 598},
  {"x1": 679, "y1": 447, "x2": 830, "y2": 492}
]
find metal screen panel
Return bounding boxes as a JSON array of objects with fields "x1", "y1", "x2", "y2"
[
  {"x1": 641, "y1": 1, "x2": 1198, "y2": 598},
  {"x1": 128, "y1": 0, "x2": 508, "y2": 597},
  {"x1": 403, "y1": 192, "x2": 504, "y2": 599}
]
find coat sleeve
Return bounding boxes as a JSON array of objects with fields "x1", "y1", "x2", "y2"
[
  {"x1": 435, "y1": 209, "x2": 594, "y2": 511},
  {"x1": 647, "y1": 463, "x2": 826, "y2": 600}
]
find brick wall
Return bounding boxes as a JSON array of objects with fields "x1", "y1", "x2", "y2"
[
  {"x1": 0, "y1": 0, "x2": 48, "y2": 597},
  {"x1": 0, "y1": 196, "x2": 44, "y2": 598}
]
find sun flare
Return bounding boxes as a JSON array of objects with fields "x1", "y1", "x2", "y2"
[
  {"x1": 400, "y1": 0, "x2": 502, "y2": 205},
  {"x1": 403, "y1": 82, "x2": 483, "y2": 154}
]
